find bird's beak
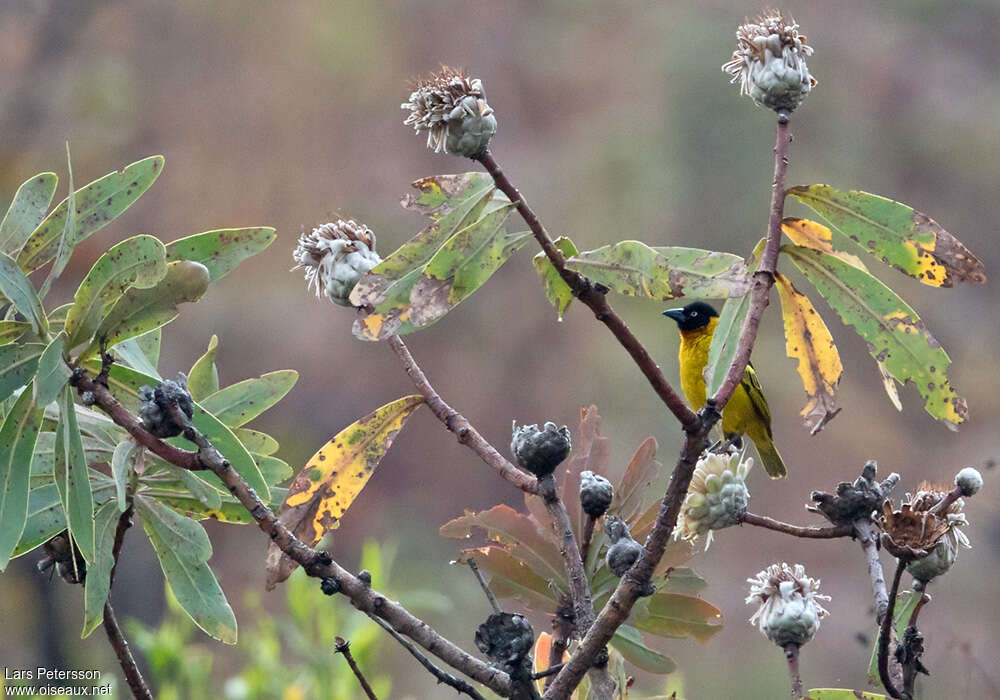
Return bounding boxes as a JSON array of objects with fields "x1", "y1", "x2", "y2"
[{"x1": 662, "y1": 308, "x2": 685, "y2": 323}]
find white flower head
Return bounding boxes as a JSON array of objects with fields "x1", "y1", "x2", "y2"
[
  {"x1": 747, "y1": 563, "x2": 830, "y2": 648},
  {"x1": 674, "y1": 448, "x2": 752, "y2": 549},
  {"x1": 402, "y1": 67, "x2": 497, "y2": 156},
  {"x1": 292, "y1": 219, "x2": 381, "y2": 306},
  {"x1": 722, "y1": 11, "x2": 816, "y2": 112}
]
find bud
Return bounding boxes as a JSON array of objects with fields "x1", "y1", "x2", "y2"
[
  {"x1": 580, "y1": 470, "x2": 614, "y2": 519},
  {"x1": 139, "y1": 374, "x2": 194, "y2": 438},
  {"x1": 402, "y1": 67, "x2": 497, "y2": 157},
  {"x1": 292, "y1": 219, "x2": 381, "y2": 306},
  {"x1": 722, "y1": 11, "x2": 816, "y2": 112},
  {"x1": 510, "y1": 421, "x2": 571, "y2": 478},
  {"x1": 474, "y1": 612, "x2": 534, "y2": 673},
  {"x1": 674, "y1": 449, "x2": 752, "y2": 549},
  {"x1": 746, "y1": 563, "x2": 830, "y2": 648},
  {"x1": 605, "y1": 517, "x2": 643, "y2": 578},
  {"x1": 954, "y1": 467, "x2": 983, "y2": 497}
]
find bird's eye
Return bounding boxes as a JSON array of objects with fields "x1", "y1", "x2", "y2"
[{"x1": 689, "y1": 311, "x2": 698, "y2": 317}]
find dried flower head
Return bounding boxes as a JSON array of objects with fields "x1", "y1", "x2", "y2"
[
  {"x1": 886, "y1": 482, "x2": 972, "y2": 583},
  {"x1": 402, "y1": 67, "x2": 497, "y2": 157},
  {"x1": 292, "y1": 219, "x2": 381, "y2": 306},
  {"x1": 674, "y1": 448, "x2": 752, "y2": 549},
  {"x1": 809, "y1": 460, "x2": 899, "y2": 526},
  {"x1": 510, "y1": 421, "x2": 572, "y2": 478},
  {"x1": 747, "y1": 563, "x2": 830, "y2": 648},
  {"x1": 722, "y1": 10, "x2": 815, "y2": 112},
  {"x1": 605, "y1": 516, "x2": 643, "y2": 578}
]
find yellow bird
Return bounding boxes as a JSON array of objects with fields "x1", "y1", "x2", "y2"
[{"x1": 662, "y1": 301, "x2": 786, "y2": 478}]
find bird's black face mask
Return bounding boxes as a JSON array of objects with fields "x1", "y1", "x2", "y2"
[{"x1": 662, "y1": 301, "x2": 719, "y2": 331}]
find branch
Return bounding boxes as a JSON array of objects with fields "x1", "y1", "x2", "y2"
[
  {"x1": 784, "y1": 644, "x2": 803, "y2": 700},
  {"x1": 369, "y1": 614, "x2": 488, "y2": 700},
  {"x1": 387, "y1": 334, "x2": 538, "y2": 494},
  {"x1": 546, "y1": 598, "x2": 573, "y2": 690},
  {"x1": 474, "y1": 152, "x2": 699, "y2": 431},
  {"x1": 878, "y1": 560, "x2": 906, "y2": 699},
  {"x1": 854, "y1": 518, "x2": 890, "y2": 623},
  {"x1": 467, "y1": 558, "x2": 502, "y2": 614},
  {"x1": 741, "y1": 512, "x2": 852, "y2": 539},
  {"x1": 708, "y1": 110, "x2": 791, "y2": 411},
  {"x1": 102, "y1": 507, "x2": 152, "y2": 700},
  {"x1": 335, "y1": 637, "x2": 379, "y2": 700},
  {"x1": 72, "y1": 371, "x2": 512, "y2": 698}
]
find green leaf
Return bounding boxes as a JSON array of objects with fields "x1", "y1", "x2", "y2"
[
  {"x1": 458, "y1": 546, "x2": 556, "y2": 612},
  {"x1": 533, "y1": 237, "x2": 578, "y2": 321},
  {"x1": 54, "y1": 386, "x2": 95, "y2": 563},
  {"x1": 406, "y1": 203, "x2": 523, "y2": 328},
  {"x1": 787, "y1": 185, "x2": 985, "y2": 287},
  {"x1": 0, "y1": 343, "x2": 45, "y2": 403},
  {"x1": 111, "y1": 334, "x2": 161, "y2": 379},
  {"x1": 234, "y1": 428, "x2": 278, "y2": 456},
  {"x1": 79, "y1": 260, "x2": 210, "y2": 362},
  {"x1": 146, "y1": 492, "x2": 262, "y2": 524},
  {"x1": 611, "y1": 625, "x2": 677, "y2": 674},
  {"x1": 254, "y1": 454, "x2": 291, "y2": 485},
  {"x1": 17, "y1": 155, "x2": 165, "y2": 273},
  {"x1": 164, "y1": 227, "x2": 276, "y2": 281},
  {"x1": 660, "y1": 567, "x2": 708, "y2": 595},
  {"x1": 783, "y1": 245, "x2": 967, "y2": 427},
  {"x1": 176, "y1": 468, "x2": 223, "y2": 510},
  {"x1": 31, "y1": 431, "x2": 113, "y2": 481},
  {"x1": 808, "y1": 690, "x2": 886, "y2": 700},
  {"x1": 187, "y1": 335, "x2": 219, "y2": 400},
  {"x1": 198, "y1": 370, "x2": 298, "y2": 428},
  {"x1": 111, "y1": 439, "x2": 138, "y2": 512},
  {"x1": 632, "y1": 591, "x2": 723, "y2": 643},
  {"x1": 136, "y1": 494, "x2": 237, "y2": 643},
  {"x1": 12, "y1": 477, "x2": 115, "y2": 559},
  {"x1": 0, "y1": 321, "x2": 31, "y2": 346},
  {"x1": 703, "y1": 293, "x2": 751, "y2": 396},
  {"x1": 93, "y1": 363, "x2": 271, "y2": 500},
  {"x1": 0, "y1": 172, "x2": 58, "y2": 255},
  {"x1": 565, "y1": 243, "x2": 750, "y2": 301},
  {"x1": 0, "y1": 386, "x2": 46, "y2": 569},
  {"x1": 866, "y1": 590, "x2": 920, "y2": 683},
  {"x1": 64, "y1": 234, "x2": 168, "y2": 348},
  {"x1": 42, "y1": 143, "x2": 78, "y2": 294},
  {"x1": 34, "y1": 332, "x2": 71, "y2": 407},
  {"x1": 82, "y1": 501, "x2": 119, "y2": 638},
  {"x1": 0, "y1": 251, "x2": 48, "y2": 336}
]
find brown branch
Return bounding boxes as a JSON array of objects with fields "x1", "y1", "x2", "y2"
[
  {"x1": 474, "y1": 151, "x2": 699, "y2": 431},
  {"x1": 741, "y1": 512, "x2": 852, "y2": 539},
  {"x1": 467, "y1": 558, "x2": 502, "y2": 614},
  {"x1": 784, "y1": 644, "x2": 803, "y2": 700},
  {"x1": 368, "y1": 614, "x2": 488, "y2": 700},
  {"x1": 878, "y1": 560, "x2": 907, "y2": 699},
  {"x1": 102, "y1": 507, "x2": 152, "y2": 700},
  {"x1": 547, "y1": 598, "x2": 573, "y2": 690},
  {"x1": 854, "y1": 518, "x2": 890, "y2": 623},
  {"x1": 387, "y1": 334, "x2": 538, "y2": 494},
  {"x1": 579, "y1": 516, "x2": 597, "y2": 566},
  {"x1": 335, "y1": 637, "x2": 379, "y2": 700},
  {"x1": 73, "y1": 372, "x2": 512, "y2": 698},
  {"x1": 709, "y1": 110, "x2": 791, "y2": 411}
]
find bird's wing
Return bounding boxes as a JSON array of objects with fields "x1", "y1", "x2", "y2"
[{"x1": 740, "y1": 362, "x2": 773, "y2": 436}]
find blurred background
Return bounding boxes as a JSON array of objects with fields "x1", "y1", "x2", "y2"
[{"x1": 1, "y1": 0, "x2": 998, "y2": 697}]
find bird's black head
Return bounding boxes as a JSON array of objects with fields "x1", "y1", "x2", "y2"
[{"x1": 662, "y1": 301, "x2": 719, "y2": 331}]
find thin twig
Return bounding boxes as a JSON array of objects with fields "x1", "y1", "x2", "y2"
[
  {"x1": 474, "y1": 151, "x2": 699, "y2": 431},
  {"x1": 579, "y1": 515, "x2": 597, "y2": 566},
  {"x1": 335, "y1": 637, "x2": 379, "y2": 700},
  {"x1": 784, "y1": 644, "x2": 803, "y2": 700},
  {"x1": 71, "y1": 370, "x2": 513, "y2": 698},
  {"x1": 387, "y1": 334, "x2": 538, "y2": 494},
  {"x1": 533, "y1": 663, "x2": 565, "y2": 681},
  {"x1": 854, "y1": 518, "x2": 890, "y2": 623},
  {"x1": 741, "y1": 512, "x2": 852, "y2": 539},
  {"x1": 878, "y1": 560, "x2": 906, "y2": 699},
  {"x1": 467, "y1": 558, "x2": 502, "y2": 614},
  {"x1": 102, "y1": 507, "x2": 152, "y2": 700},
  {"x1": 369, "y1": 615, "x2": 488, "y2": 700}
]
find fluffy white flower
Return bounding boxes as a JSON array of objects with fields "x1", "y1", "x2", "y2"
[
  {"x1": 292, "y1": 220, "x2": 381, "y2": 306},
  {"x1": 747, "y1": 563, "x2": 830, "y2": 648},
  {"x1": 674, "y1": 448, "x2": 752, "y2": 549}
]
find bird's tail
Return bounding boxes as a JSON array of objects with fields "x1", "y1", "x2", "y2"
[{"x1": 752, "y1": 433, "x2": 787, "y2": 478}]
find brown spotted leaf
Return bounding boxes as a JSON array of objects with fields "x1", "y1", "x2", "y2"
[
  {"x1": 566, "y1": 243, "x2": 750, "y2": 300},
  {"x1": 787, "y1": 185, "x2": 986, "y2": 287},
  {"x1": 781, "y1": 218, "x2": 868, "y2": 270},
  {"x1": 774, "y1": 272, "x2": 843, "y2": 433},
  {"x1": 265, "y1": 395, "x2": 423, "y2": 589}
]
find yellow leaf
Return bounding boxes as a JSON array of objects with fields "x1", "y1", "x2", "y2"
[
  {"x1": 782, "y1": 218, "x2": 868, "y2": 271},
  {"x1": 775, "y1": 273, "x2": 843, "y2": 433},
  {"x1": 265, "y1": 395, "x2": 424, "y2": 589}
]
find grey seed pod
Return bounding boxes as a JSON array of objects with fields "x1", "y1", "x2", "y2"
[
  {"x1": 579, "y1": 470, "x2": 614, "y2": 519},
  {"x1": 510, "y1": 421, "x2": 571, "y2": 478},
  {"x1": 445, "y1": 95, "x2": 497, "y2": 158},
  {"x1": 292, "y1": 219, "x2": 381, "y2": 306},
  {"x1": 402, "y1": 67, "x2": 496, "y2": 157},
  {"x1": 139, "y1": 374, "x2": 194, "y2": 438},
  {"x1": 747, "y1": 563, "x2": 830, "y2": 648},
  {"x1": 474, "y1": 612, "x2": 534, "y2": 672},
  {"x1": 605, "y1": 517, "x2": 643, "y2": 577},
  {"x1": 954, "y1": 467, "x2": 983, "y2": 497}
]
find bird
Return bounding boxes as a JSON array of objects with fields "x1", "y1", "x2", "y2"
[{"x1": 662, "y1": 301, "x2": 786, "y2": 478}]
